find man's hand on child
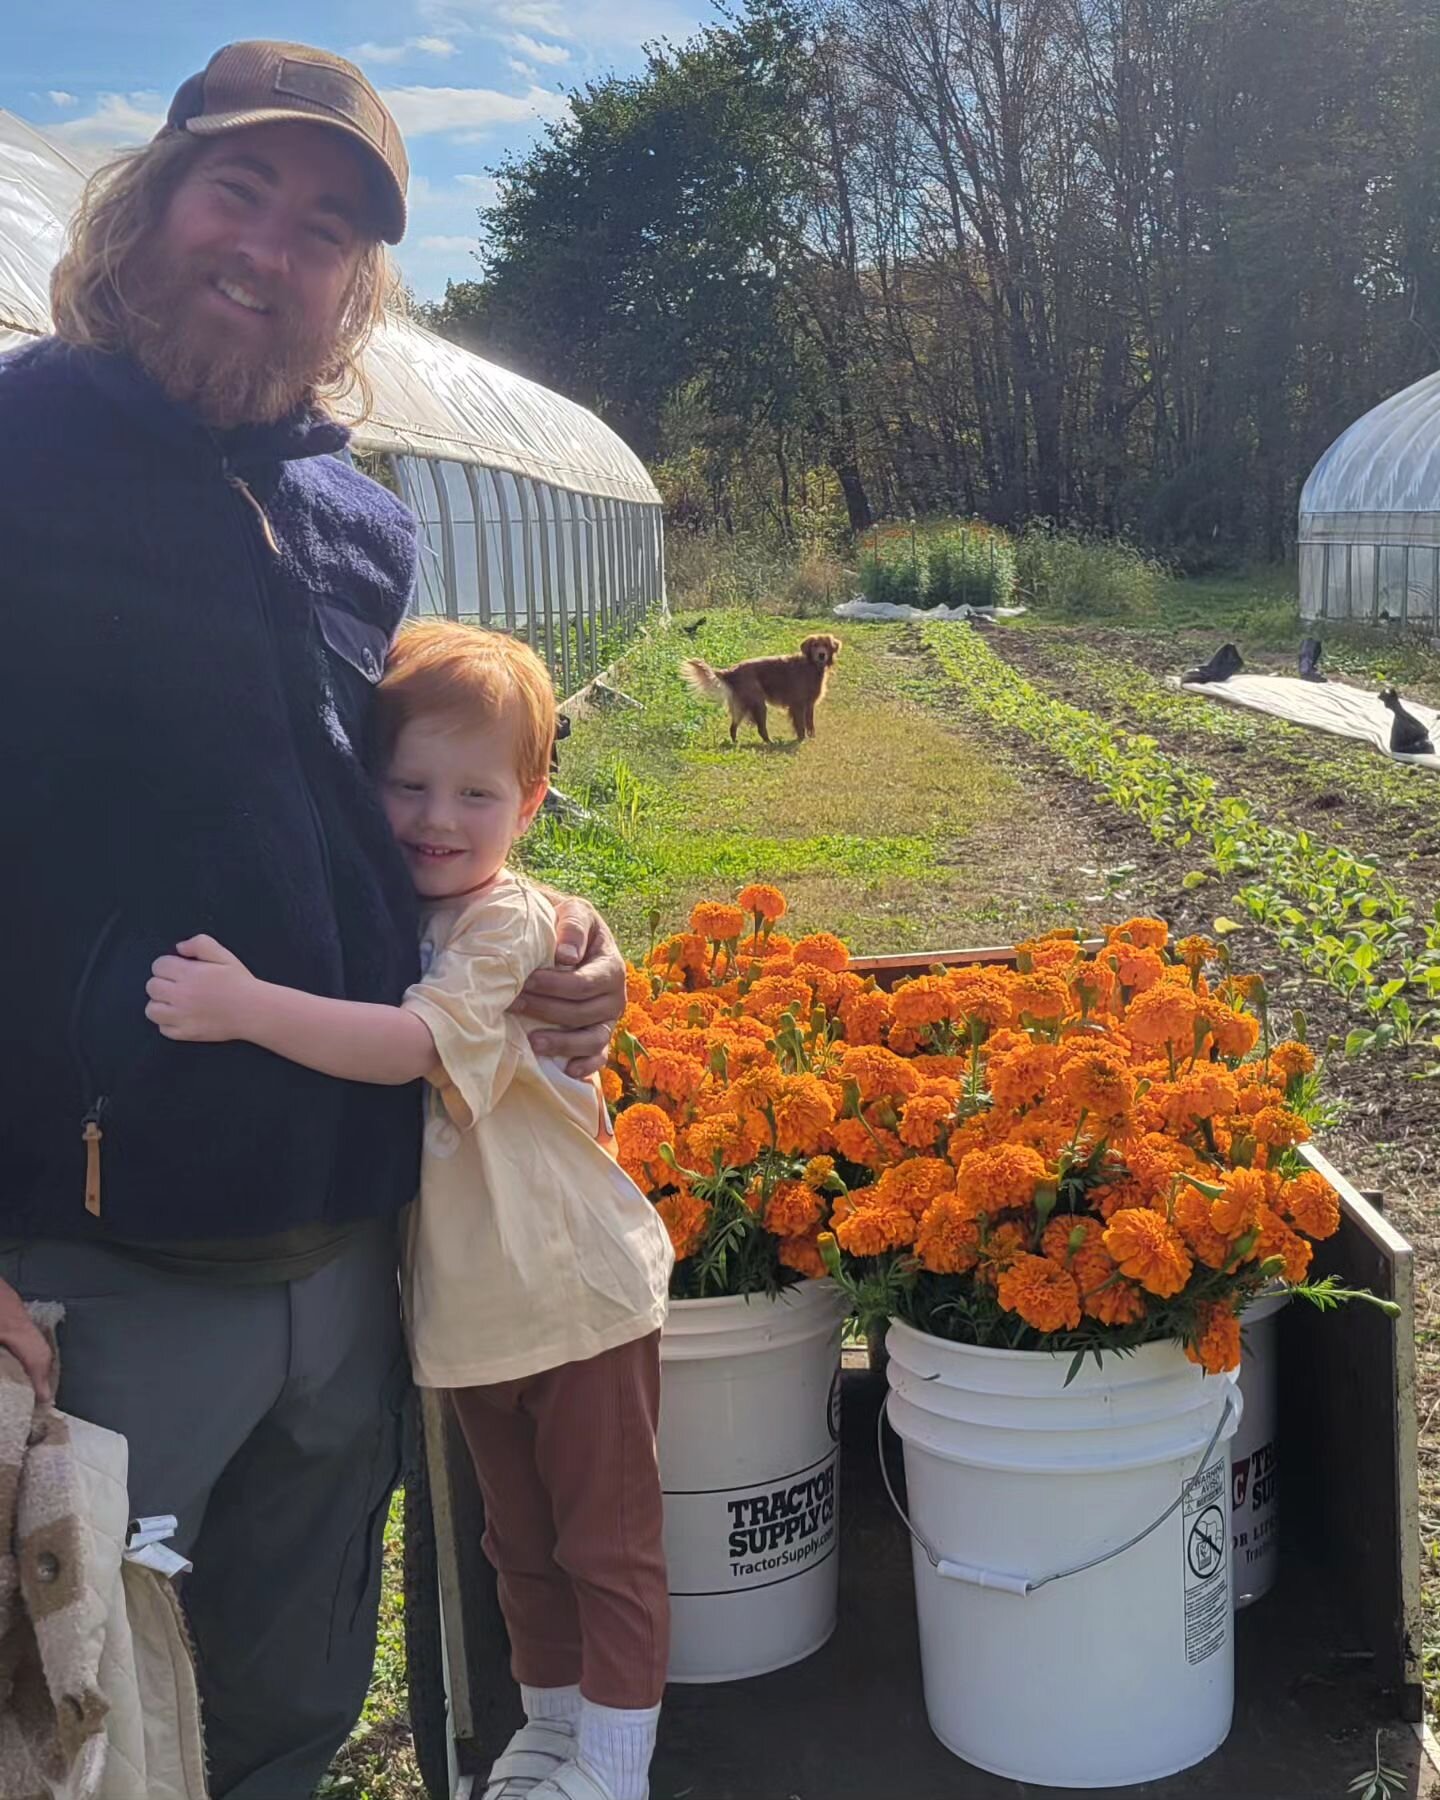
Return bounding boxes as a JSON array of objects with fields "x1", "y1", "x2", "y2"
[
  {"x1": 146, "y1": 935, "x2": 259, "y2": 1043},
  {"x1": 519, "y1": 896, "x2": 626, "y2": 1078}
]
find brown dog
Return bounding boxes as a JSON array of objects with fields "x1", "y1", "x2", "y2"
[{"x1": 681, "y1": 634, "x2": 842, "y2": 743}]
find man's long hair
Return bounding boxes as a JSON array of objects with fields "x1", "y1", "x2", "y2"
[{"x1": 49, "y1": 131, "x2": 393, "y2": 420}]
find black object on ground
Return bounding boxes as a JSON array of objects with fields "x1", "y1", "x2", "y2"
[
  {"x1": 681, "y1": 617, "x2": 707, "y2": 637},
  {"x1": 1184, "y1": 642, "x2": 1244, "y2": 685},
  {"x1": 549, "y1": 711, "x2": 572, "y2": 773},
  {"x1": 1381, "y1": 688, "x2": 1435, "y2": 755},
  {"x1": 1298, "y1": 637, "x2": 1326, "y2": 682}
]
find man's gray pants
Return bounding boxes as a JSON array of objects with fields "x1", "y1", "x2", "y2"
[{"x1": 0, "y1": 1222, "x2": 410, "y2": 1800}]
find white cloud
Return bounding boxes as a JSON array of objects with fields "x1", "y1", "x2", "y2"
[
  {"x1": 50, "y1": 92, "x2": 167, "y2": 149},
  {"x1": 507, "y1": 58, "x2": 536, "y2": 76},
  {"x1": 457, "y1": 173, "x2": 503, "y2": 206},
  {"x1": 47, "y1": 90, "x2": 78, "y2": 108},
  {"x1": 419, "y1": 234, "x2": 481, "y2": 252},
  {"x1": 421, "y1": 0, "x2": 708, "y2": 52},
  {"x1": 508, "y1": 32, "x2": 570, "y2": 63},
  {"x1": 346, "y1": 36, "x2": 459, "y2": 65},
  {"x1": 381, "y1": 82, "x2": 569, "y2": 138}
]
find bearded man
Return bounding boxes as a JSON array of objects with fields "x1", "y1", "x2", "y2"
[{"x1": 0, "y1": 42, "x2": 625, "y2": 1798}]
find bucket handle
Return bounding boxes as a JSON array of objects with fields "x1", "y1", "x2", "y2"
[{"x1": 876, "y1": 1387, "x2": 1237, "y2": 1598}]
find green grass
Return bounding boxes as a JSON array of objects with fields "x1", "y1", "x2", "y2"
[{"x1": 521, "y1": 611, "x2": 1100, "y2": 954}]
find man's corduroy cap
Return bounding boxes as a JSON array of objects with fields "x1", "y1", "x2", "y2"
[{"x1": 162, "y1": 41, "x2": 408, "y2": 243}]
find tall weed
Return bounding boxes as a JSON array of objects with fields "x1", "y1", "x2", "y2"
[{"x1": 1015, "y1": 525, "x2": 1169, "y2": 619}]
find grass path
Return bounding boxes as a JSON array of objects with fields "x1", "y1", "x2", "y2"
[{"x1": 521, "y1": 613, "x2": 1105, "y2": 953}]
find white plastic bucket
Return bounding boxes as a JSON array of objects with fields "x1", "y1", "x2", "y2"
[
  {"x1": 1232, "y1": 1291, "x2": 1286, "y2": 1606},
  {"x1": 886, "y1": 1321, "x2": 1243, "y2": 1788},
  {"x1": 659, "y1": 1282, "x2": 846, "y2": 1682}
]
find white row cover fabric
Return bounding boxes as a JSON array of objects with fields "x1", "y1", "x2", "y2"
[
  {"x1": 833, "y1": 597, "x2": 1027, "y2": 622},
  {"x1": 1176, "y1": 672, "x2": 1440, "y2": 772},
  {"x1": 1299, "y1": 368, "x2": 1440, "y2": 623},
  {"x1": 0, "y1": 108, "x2": 658, "y2": 506}
]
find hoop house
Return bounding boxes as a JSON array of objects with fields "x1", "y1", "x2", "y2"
[
  {"x1": 0, "y1": 109, "x2": 663, "y2": 693},
  {"x1": 1299, "y1": 369, "x2": 1440, "y2": 632}
]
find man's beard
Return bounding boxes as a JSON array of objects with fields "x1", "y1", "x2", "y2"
[{"x1": 121, "y1": 249, "x2": 343, "y2": 431}]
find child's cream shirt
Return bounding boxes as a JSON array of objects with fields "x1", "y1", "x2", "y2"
[{"x1": 400, "y1": 871, "x2": 673, "y2": 1388}]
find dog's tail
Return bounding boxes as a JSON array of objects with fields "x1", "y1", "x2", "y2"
[{"x1": 680, "y1": 658, "x2": 728, "y2": 704}]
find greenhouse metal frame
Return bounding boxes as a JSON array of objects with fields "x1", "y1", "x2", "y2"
[{"x1": 0, "y1": 108, "x2": 665, "y2": 696}]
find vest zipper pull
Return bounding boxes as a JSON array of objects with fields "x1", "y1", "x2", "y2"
[
  {"x1": 225, "y1": 473, "x2": 281, "y2": 557},
  {"x1": 81, "y1": 1101, "x2": 106, "y2": 1217}
]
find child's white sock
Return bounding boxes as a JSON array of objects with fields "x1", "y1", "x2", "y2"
[
  {"x1": 577, "y1": 1699, "x2": 660, "y2": 1800},
  {"x1": 521, "y1": 1683, "x2": 582, "y2": 1728}
]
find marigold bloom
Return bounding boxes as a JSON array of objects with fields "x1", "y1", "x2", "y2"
[
  {"x1": 1209, "y1": 1166, "x2": 1269, "y2": 1237},
  {"x1": 838, "y1": 989, "x2": 891, "y2": 1046},
  {"x1": 777, "y1": 1233, "x2": 826, "y2": 1279},
  {"x1": 1103, "y1": 1208, "x2": 1194, "y2": 1297},
  {"x1": 834, "y1": 1199, "x2": 916, "y2": 1257},
  {"x1": 1162, "y1": 1068, "x2": 1240, "y2": 1126},
  {"x1": 1209, "y1": 1006, "x2": 1261, "y2": 1061},
  {"x1": 899, "y1": 1092, "x2": 957, "y2": 1150},
  {"x1": 657, "y1": 1190, "x2": 710, "y2": 1261},
  {"x1": 1111, "y1": 944, "x2": 1167, "y2": 993},
  {"x1": 637, "y1": 1047, "x2": 707, "y2": 1104},
  {"x1": 737, "y1": 884, "x2": 788, "y2": 923},
  {"x1": 1175, "y1": 936, "x2": 1219, "y2": 970},
  {"x1": 625, "y1": 967, "x2": 652, "y2": 1006},
  {"x1": 614, "y1": 1103, "x2": 672, "y2": 1168},
  {"x1": 792, "y1": 932, "x2": 850, "y2": 973},
  {"x1": 771, "y1": 1075, "x2": 837, "y2": 1154},
  {"x1": 997, "y1": 1255, "x2": 1082, "y2": 1332},
  {"x1": 1282, "y1": 1170, "x2": 1341, "y2": 1240},
  {"x1": 742, "y1": 974, "x2": 816, "y2": 1023},
  {"x1": 1125, "y1": 984, "x2": 1200, "y2": 1054},
  {"x1": 1269, "y1": 1040, "x2": 1316, "y2": 1082},
  {"x1": 1011, "y1": 972, "x2": 1070, "y2": 1021},
  {"x1": 1173, "y1": 1187, "x2": 1235, "y2": 1270},
  {"x1": 976, "y1": 1221, "x2": 1028, "y2": 1285},
  {"x1": 1075, "y1": 1251, "x2": 1147, "y2": 1325},
  {"x1": 1251, "y1": 1105, "x2": 1310, "y2": 1149},
  {"x1": 1254, "y1": 1204, "x2": 1312, "y2": 1282},
  {"x1": 839, "y1": 1044, "x2": 922, "y2": 1102},
  {"x1": 1058, "y1": 1049, "x2": 1135, "y2": 1123},
  {"x1": 955, "y1": 1143, "x2": 1048, "y2": 1216},
  {"x1": 802, "y1": 1155, "x2": 838, "y2": 1190},
  {"x1": 890, "y1": 975, "x2": 957, "y2": 1031},
  {"x1": 945, "y1": 970, "x2": 1013, "y2": 1029},
  {"x1": 690, "y1": 901, "x2": 747, "y2": 943},
  {"x1": 600, "y1": 1067, "x2": 623, "y2": 1105},
  {"x1": 828, "y1": 1116, "x2": 898, "y2": 1169},
  {"x1": 1186, "y1": 1301, "x2": 1242, "y2": 1375},
  {"x1": 1110, "y1": 917, "x2": 1169, "y2": 951},
  {"x1": 764, "y1": 1180, "x2": 825, "y2": 1238},
  {"x1": 914, "y1": 1195, "x2": 981, "y2": 1274},
  {"x1": 875, "y1": 1156, "x2": 956, "y2": 1219},
  {"x1": 988, "y1": 1042, "x2": 1060, "y2": 1114}
]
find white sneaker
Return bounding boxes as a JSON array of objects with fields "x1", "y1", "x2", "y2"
[
  {"x1": 526, "y1": 1756, "x2": 645, "y2": 1800},
  {"x1": 482, "y1": 1719, "x2": 578, "y2": 1799}
]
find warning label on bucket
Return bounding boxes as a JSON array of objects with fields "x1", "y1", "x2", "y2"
[
  {"x1": 1182, "y1": 1456, "x2": 1229, "y2": 1666},
  {"x1": 664, "y1": 1449, "x2": 839, "y2": 1597}
]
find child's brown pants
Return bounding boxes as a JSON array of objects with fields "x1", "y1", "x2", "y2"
[{"x1": 449, "y1": 1331, "x2": 669, "y2": 1709}]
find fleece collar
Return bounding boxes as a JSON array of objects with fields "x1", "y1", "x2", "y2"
[{"x1": 73, "y1": 345, "x2": 351, "y2": 470}]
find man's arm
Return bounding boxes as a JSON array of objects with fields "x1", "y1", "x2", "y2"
[
  {"x1": 146, "y1": 936, "x2": 436, "y2": 1085},
  {"x1": 518, "y1": 894, "x2": 626, "y2": 1076},
  {"x1": 0, "y1": 1282, "x2": 54, "y2": 1403}
]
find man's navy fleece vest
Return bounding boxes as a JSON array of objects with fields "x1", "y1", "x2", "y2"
[{"x1": 0, "y1": 339, "x2": 423, "y2": 1240}]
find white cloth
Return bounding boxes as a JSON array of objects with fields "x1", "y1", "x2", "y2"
[
  {"x1": 401, "y1": 872, "x2": 673, "y2": 1388},
  {"x1": 832, "y1": 597, "x2": 1028, "y2": 622},
  {"x1": 1176, "y1": 672, "x2": 1440, "y2": 769}
]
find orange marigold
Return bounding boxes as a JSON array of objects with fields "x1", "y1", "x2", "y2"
[
  {"x1": 1254, "y1": 1204, "x2": 1312, "y2": 1283},
  {"x1": 1162, "y1": 1068, "x2": 1240, "y2": 1126},
  {"x1": 1011, "y1": 971, "x2": 1071, "y2": 1021},
  {"x1": 1111, "y1": 944, "x2": 1167, "y2": 993},
  {"x1": 875, "y1": 1157, "x2": 956, "y2": 1219},
  {"x1": 614, "y1": 1103, "x2": 672, "y2": 1167},
  {"x1": 1125, "y1": 984, "x2": 1201, "y2": 1053},
  {"x1": 792, "y1": 932, "x2": 850, "y2": 973},
  {"x1": 1110, "y1": 917, "x2": 1169, "y2": 951},
  {"x1": 1103, "y1": 1208, "x2": 1194, "y2": 1297},
  {"x1": 914, "y1": 1194, "x2": 981, "y2": 1274},
  {"x1": 777, "y1": 1233, "x2": 826, "y2": 1279},
  {"x1": 1058, "y1": 1049, "x2": 1135, "y2": 1123},
  {"x1": 996, "y1": 1255, "x2": 1082, "y2": 1332},
  {"x1": 770, "y1": 1075, "x2": 837, "y2": 1154},
  {"x1": 638, "y1": 1047, "x2": 707, "y2": 1104},
  {"x1": 1040, "y1": 1213, "x2": 1105, "y2": 1264},
  {"x1": 834, "y1": 1199, "x2": 916, "y2": 1257},
  {"x1": 890, "y1": 975, "x2": 957, "y2": 1031},
  {"x1": 1173, "y1": 1187, "x2": 1235, "y2": 1270},
  {"x1": 690, "y1": 901, "x2": 747, "y2": 942},
  {"x1": 1269, "y1": 1040, "x2": 1317, "y2": 1082},
  {"x1": 945, "y1": 970, "x2": 1014, "y2": 1030},
  {"x1": 802, "y1": 1155, "x2": 838, "y2": 1190},
  {"x1": 600, "y1": 1067, "x2": 624, "y2": 1105},
  {"x1": 1075, "y1": 1250, "x2": 1147, "y2": 1325},
  {"x1": 839, "y1": 1044, "x2": 922, "y2": 1102},
  {"x1": 737, "y1": 884, "x2": 788, "y2": 923},
  {"x1": 988, "y1": 1042, "x2": 1060, "y2": 1114},
  {"x1": 1208, "y1": 1005, "x2": 1262, "y2": 1061},
  {"x1": 1186, "y1": 1301, "x2": 1242, "y2": 1375},
  {"x1": 1175, "y1": 935, "x2": 1219, "y2": 969},
  {"x1": 899, "y1": 1092, "x2": 958, "y2": 1149},
  {"x1": 1209, "y1": 1166, "x2": 1269, "y2": 1238},
  {"x1": 1251, "y1": 1105, "x2": 1310, "y2": 1149},
  {"x1": 828, "y1": 1116, "x2": 899, "y2": 1169},
  {"x1": 764, "y1": 1180, "x2": 825, "y2": 1238},
  {"x1": 742, "y1": 974, "x2": 816, "y2": 1023},
  {"x1": 838, "y1": 989, "x2": 892, "y2": 1046},
  {"x1": 976, "y1": 1221, "x2": 1029, "y2": 1285},
  {"x1": 955, "y1": 1143, "x2": 1048, "y2": 1216},
  {"x1": 657, "y1": 1190, "x2": 710, "y2": 1261},
  {"x1": 1281, "y1": 1170, "x2": 1341, "y2": 1241}
]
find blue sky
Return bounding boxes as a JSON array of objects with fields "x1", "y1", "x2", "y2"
[{"x1": 3, "y1": 0, "x2": 720, "y2": 299}]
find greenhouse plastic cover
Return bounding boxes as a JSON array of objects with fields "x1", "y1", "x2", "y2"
[
  {"x1": 0, "y1": 108, "x2": 658, "y2": 506},
  {"x1": 1301, "y1": 368, "x2": 1440, "y2": 535},
  {"x1": 1175, "y1": 672, "x2": 1440, "y2": 772}
]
